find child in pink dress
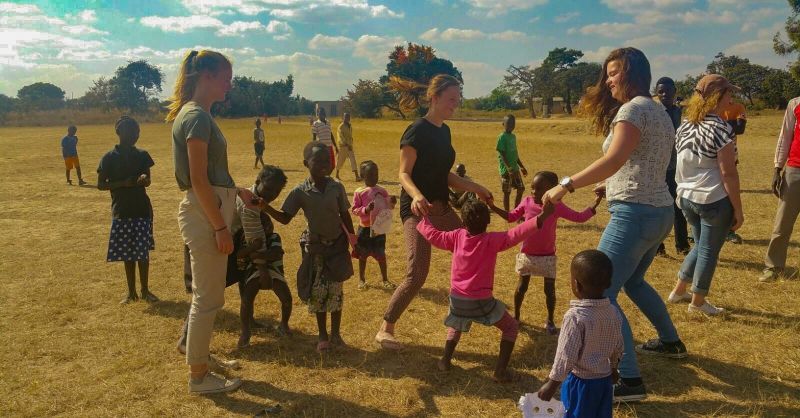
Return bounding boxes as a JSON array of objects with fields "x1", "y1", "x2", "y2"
[
  {"x1": 417, "y1": 199, "x2": 554, "y2": 382},
  {"x1": 351, "y1": 160, "x2": 397, "y2": 290},
  {"x1": 491, "y1": 171, "x2": 602, "y2": 334}
]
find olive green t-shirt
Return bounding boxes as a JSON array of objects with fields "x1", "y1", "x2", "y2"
[{"x1": 172, "y1": 102, "x2": 235, "y2": 191}]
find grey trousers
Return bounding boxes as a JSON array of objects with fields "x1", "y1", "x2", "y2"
[{"x1": 765, "y1": 166, "x2": 800, "y2": 269}]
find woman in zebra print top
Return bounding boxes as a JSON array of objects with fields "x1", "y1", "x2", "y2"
[{"x1": 668, "y1": 74, "x2": 743, "y2": 317}]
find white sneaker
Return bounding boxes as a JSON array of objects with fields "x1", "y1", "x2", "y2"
[
  {"x1": 188, "y1": 371, "x2": 241, "y2": 394},
  {"x1": 667, "y1": 291, "x2": 692, "y2": 303},
  {"x1": 688, "y1": 301, "x2": 725, "y2": 316}
]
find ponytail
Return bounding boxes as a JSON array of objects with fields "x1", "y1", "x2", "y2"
[
  {"x1": 165, "y1": 49, "x2": 231, "y2": 122},
  {"x1": 388, "y1": 74, "x2": 462, "y2": 114}
]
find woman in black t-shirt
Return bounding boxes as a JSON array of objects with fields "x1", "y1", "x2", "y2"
[{"x1": 375, "y1": 74, "x2": 493, "y2": 350}]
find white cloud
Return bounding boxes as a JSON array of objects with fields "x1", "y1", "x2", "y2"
[
  {"x1": 77, "y1": 10, "x2": 97, "y2": 23},
  {"x1": 0, "y1": 2, "x2": 41, "y2": 14},
  {"x1": 601, "y1": 0, "x2": 691, "y2": 14},
  {"x1": 265, "y1": 20, "x2": 292, "y2": 40},
  {"x1": 267, "y1": 1, "x2": 404, "y2": 22},
  {"x1": 455, "y1": 60, "x2": 505, "y2": 98},
  {"x1": 624, "y1": 34, "x2": 675, "y2": 48},
  {"x1": 139, "y1": 15, "x2": 223, "y2": 33},
  {"x1": 308, "y1": 34, "x2": 356, "y2": 50},
  {"x1": 554, "y1": 12, "x2": 579, "y2": 23},
  {"x1": 61, "y1": 24, "x2": 109, "y2": 36},
  {"x1": 582, "y1": 46, "x2": 615, "y2": 62},
  {"x1": 353, "y1": 34, "x2": 404, "y2": 65},
  {"x1": 465, "y1": 0, "x2": 548, "y2": 17},
  {"x1": 420, "y1": 27, "x2": 529, "y2": 42},
  {"x1": 577, "y1": 22, "x2": 639, "y2": 38},
  {"x1": 217, "y1": 20, "x2": 265, "y2": 37}
]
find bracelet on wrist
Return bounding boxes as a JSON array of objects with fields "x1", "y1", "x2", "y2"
[{"x1": 214, "y1": 225, "x2": 227, "y2": 232}]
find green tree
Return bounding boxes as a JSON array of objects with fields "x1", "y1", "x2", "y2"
[
  {"x1": 774, "y1": 0, "x2": 800, "y2": 79},
  {"x1": 80, "y1": 77, "x2": 115, "y2": 111},
  {"x1": 762, "y1": 68, "x2": 800, "y2": 108},
  {"x1": 707, "y1": 53, "x2": 769, "y2": 105},
  {"x1": 503, "y1": 65, "x2": 538, "y2": 118},
  {"x1": 381, "y1": 43, "x2": 462, "y2": 116},
  {"x1": 557, "y1": 62, "x2": 601, "y2": 114},
  {"x1": 674, "y1": 74, "x2": 702, "y2": 101},
  {"x1": 17, "y1": 82, "x2": 65, "y2": 111},
  {"x1": 0, "y1": 94, "x2": 15, "y2": 123},
  {"x1": 111, "y1": 60, "x2": 164, "y2": 112},
  {"x1": 342, "y1": 79, "x2": 386, "y2": 118}
]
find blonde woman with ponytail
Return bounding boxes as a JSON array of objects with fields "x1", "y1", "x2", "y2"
[
  {"x1": 375, "y1": 74, "x2": 493, "y2": 350},
  {"x1": 669, "y1": 74, "x2": 742, "y2": 317},
  {"x1": 169, "y1": 50, "x2": 255, "y2": 394}
]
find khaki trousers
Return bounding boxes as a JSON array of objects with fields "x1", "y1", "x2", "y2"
[
  {"x1": 766, "y1": 166, "x2": 800, "y2": 269},
  {"x1": 336, "y1": 145, "x2": 358, "y2": 172},
  {"x1": 178, "y1": 186, "x2": 236, "y2": 365}
]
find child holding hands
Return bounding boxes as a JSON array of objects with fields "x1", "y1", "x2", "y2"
[
  {"x1": 491, "y1": 171, "x2": 601, "y2": 333},
  {"x1": 262, "y1": 142, "x2": 355, "y2": 353},
  {"x1": 537, "y1": 250, "x2": 623, "y2": 418},
  {"x1": 417, "y1": 199, "x2": 553, "y2": 382}
]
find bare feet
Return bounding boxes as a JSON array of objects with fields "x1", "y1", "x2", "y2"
[
  {"x1": 316, "y1": 340, "x2": 331, "y2": 353},
  {"x1": 492, "y1": 369, "x2": 515, "y2": 383},
  {"x1": 274, "y1": 324, "x2": 292, "y2": 337},
  {"x1": 237, "y1": 332, "x2": 251, "y2": 348},
  {"x1": 437, "y1": 358, "x2": 451, "y2": 371},
  {"x1": 330, "y1": 334, "x2": 347, "y2": 348},
  {"x1": 141, "y1": 291, "x2": 159, "y2": 303},
  {"x1": 250, "y1": 318, "x2": 268, "y2": 329},
  {"x1": 544, "y1": 322, "x2": 559, "y2": 336},
  {"x1": 120, "y1": 294, "x2": 138, "y2": 304}
]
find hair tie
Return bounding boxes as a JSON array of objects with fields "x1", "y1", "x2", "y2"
[{"x1": 187, "y1": 50, "x2": 199, "y2": 71}]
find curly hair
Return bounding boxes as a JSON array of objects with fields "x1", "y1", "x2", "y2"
[{"x1": 460, "y1": 199, "x2": 490, "y2": 235}]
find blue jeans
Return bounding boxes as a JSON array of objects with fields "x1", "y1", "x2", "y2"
[
  {"x1": 599, "y1": 202, "x2": 679, "y2": 379},
  {"x1": 678, "y1": 197, "x2": 733, "y2": 295}
]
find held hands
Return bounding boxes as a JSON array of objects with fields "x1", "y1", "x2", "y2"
[
  {"x1": 475, "y1": 184, "x2": 494, "y2": 206},
  {"x1": 592, "y1": 183, "x2": 606, "y2": 199},
  {"x1": 366, "y1": 201, "x2": 375, "y2": 213},
  {"x1": 411, "y1": 195, "x2": 433, "y2": 217},
  {"x1": 215, "y1": 227, "x2": 234, "y2": 255},
  {"x1": 772, "y1": 169, "x2": 783, "y2": 198},
  {"x1": 238, "y1": 188, "x2": 261, "y2": 210},
  {"x1": 542, "y1": 185, "x2": 568, "y2": 206},
  {"x1": 537, "y1": 379, "x2": 559, "y2": 401}
]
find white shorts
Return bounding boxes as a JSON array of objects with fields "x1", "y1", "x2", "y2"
[{"x1": 515, "y1": 253, "x2": 557, "y2": 278}]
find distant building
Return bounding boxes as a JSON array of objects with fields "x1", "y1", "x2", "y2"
[{"x1": 314, "y1": 101, "x2": 344, "y2": 117}]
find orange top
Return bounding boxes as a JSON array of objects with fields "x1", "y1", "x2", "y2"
[{"x1": 721, "y1": 102, "x2": 746, "y2": 121}]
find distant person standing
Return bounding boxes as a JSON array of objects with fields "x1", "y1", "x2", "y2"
[
  {"x1": 654, "y1": 77, "x2": 690, "y2": 256},
  {"x1": 760, "y1": 96, "x2": 800, "y2": 282},
  {"x1": 497, "y1": 115, "x2": 528, "y2": 213},
  {"x1": 62, "y1": 125, "x2": 86, "y2": 185},
  {"x1": 312, "y1": 107, "x2": 338, "y2": 169},
  {"x1": 336, "y1": 112, "x2": 361, "y2": 181},
  {"x1": 721, "y1": 98, "x2": 747, "y2": 245},
  {"x1": 253, "y1": 118, "x2": 265, "y2": 169}
]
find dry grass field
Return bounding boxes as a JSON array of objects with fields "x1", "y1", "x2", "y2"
[{"x1": 1, "y1": 113, "x2": 798, "y2": 417}]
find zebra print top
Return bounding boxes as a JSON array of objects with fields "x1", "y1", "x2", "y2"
[{"x1": 675, "y1": 114, "x2": 735, "y2": 205}]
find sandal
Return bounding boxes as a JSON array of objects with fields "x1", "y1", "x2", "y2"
[
  {"x1": 544, "y1": 322, "x2": 559, "y2": 336},
  {"x1": 358, "y1": 280, "x2": 367, "y2": 290},
  {"x1": 316, "y1": 340, "x2": 331, "y2": 353},
  {"x1": 382, "y1": 280, "x2": 397, "y2": 290},
  {"x1": 375, "y1": 331, "x2": 402, "y2": 350}
]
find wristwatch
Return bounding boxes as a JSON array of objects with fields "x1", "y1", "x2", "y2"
[{"x1": 559, "y1": 176, "x2": 575, "y2": 193}]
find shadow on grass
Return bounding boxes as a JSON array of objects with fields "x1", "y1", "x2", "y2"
[
  {"x1": 741, "y1": 238, "x2": 799, "y2": 249},
  {"x1": 204, "y1": 380, "x2": 399, "y2": 417},
  {"x1": 416, "y1": 286, "x2": 450, "y2": 307},
  {"x1": 633, "y1": 353, "x2": 800, "y2": 417},
  {"x1": 378, "y1": 180, "x2": 400, "y2": 186},
  {"x1": 718, "y1": 257, "x2": 765, "y2": 273},
  {"x1": 717, "y1": 306, "x2": 800, "y2": 330}
]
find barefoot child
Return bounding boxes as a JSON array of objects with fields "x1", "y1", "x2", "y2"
[
  {"x1": 537, "y1": 250, "x2": 623, "y2": 418},
  {"x1": 62, "y1": 125, "x2": 86, "y2": 185},
  {"x1": 497, "y1": 115, "x2": 528, "y2": 212},
  {"x1": 491, "y1": 171, "x2": 601, "y2": 334},
  {"x1": 253, "y1": 118, "x2": 265, "y2": 169},
  {"x1": 417, "y1": 199, "x2": 554, "y2": 382},
  {"x1": 263, "y1": 142, "x2": 355, "y2": 352},
  {"x1": 235, "y1": 165, "x2": 293, "y2": 347},
  {"x1": 351, "y1": 160, "x2": 397, "y2": 290},
  {"x1": 97, "y1": 116, "x2": 158, "y2": 304}
]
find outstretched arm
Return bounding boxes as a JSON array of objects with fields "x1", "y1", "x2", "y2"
[{"x1": 416, "y1": 216, "x2": 457, "y2": 252}]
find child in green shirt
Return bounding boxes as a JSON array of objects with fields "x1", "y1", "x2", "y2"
[{"x1": 497, "y1": 115, "x2": 528, "y2": 212}]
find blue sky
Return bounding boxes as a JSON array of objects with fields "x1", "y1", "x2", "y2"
[{"x1": 0, "y1": 0, "x2": 793, "y2": 100}]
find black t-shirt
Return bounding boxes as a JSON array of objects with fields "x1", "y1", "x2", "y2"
[
  {"x1": 399, "y1": 118, "x2": 456, "y2": 221},
  {"x1": 97, "y1": 145, "x2": 155, "y2": 219}
]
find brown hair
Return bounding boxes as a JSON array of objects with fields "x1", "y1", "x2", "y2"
[
  {"x1": 683, "y1": 89, "x2": 727, "y2": 124},
  {"x1": 578, "y1": 47, "x2": 652, "y2": 136},
  {"x1": 388, "y1": 74, "x2": 462, "y2": 114},
  {"x1": 165, "y1": 49, "x2": 231, "y2": 122}
]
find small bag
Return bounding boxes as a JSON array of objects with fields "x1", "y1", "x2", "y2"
[
  {"x1": 517, "y1": 394, "x2": 565, "y2": 418},
  {"x1": 369, "y1": 194, "x2": 393, "y2": 237}
]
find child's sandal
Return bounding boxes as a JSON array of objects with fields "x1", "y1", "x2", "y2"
[
  {"x1": 382, "y1": 280, "x2": 397, "y2": 290},
  {"x1": 316, "y1": 340, "x2": 331, "y2": 353}
]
